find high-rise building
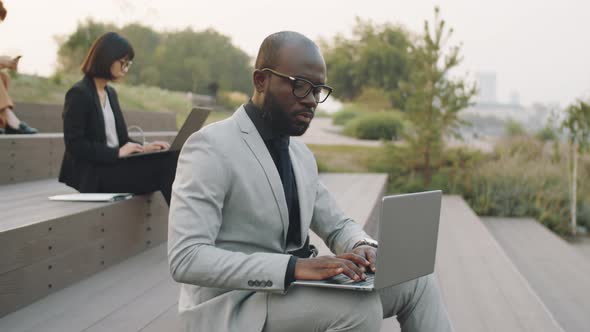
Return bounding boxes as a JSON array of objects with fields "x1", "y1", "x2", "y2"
[{"x1": 476, "y1": 72, "x2": 497, "y2": 104}]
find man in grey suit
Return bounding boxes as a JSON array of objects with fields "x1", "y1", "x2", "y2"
[{"x1": 168, "y1": 31, "x2": 452, "y2": 332}]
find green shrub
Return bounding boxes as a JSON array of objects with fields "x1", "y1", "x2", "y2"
[
  {"x1": 505, "y1": 119, "x2": 526, "y2": 136},
  {"x1": 343, "y1": 112, "x2": 404, "y2": 140},
  {"x1": 535, "y1": 126, "x2": 557, "y2": 141},
  {"x1": 370, "y1": 137, "x2": 590, "y2": 236},
  {"x1": 332, "y1": 108, "x2": 361, "y2": 126}
]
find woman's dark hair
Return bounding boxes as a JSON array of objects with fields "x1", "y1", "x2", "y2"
[
  {"x1": 81, "y1": 32, "x2": 135, "y2": 80},
  {"x1": 0, "y1": 1, "x2": 7, "y2": 21}
]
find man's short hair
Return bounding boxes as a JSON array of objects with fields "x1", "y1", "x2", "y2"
[
  {"x1": 81, "y1": 32, "x2": 135, "y2": 80},
  {"x1": 254, "y1": 31, "x2": 318, "y2": 70}
]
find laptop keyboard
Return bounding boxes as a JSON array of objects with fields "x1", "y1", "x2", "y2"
[{"x1": 327, "y1": 273, "x2": 375, "y2": 286}]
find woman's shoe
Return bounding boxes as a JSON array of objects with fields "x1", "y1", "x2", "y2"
[{"x1": 5, "y1": 122, "x2": 38, "y2": 134}]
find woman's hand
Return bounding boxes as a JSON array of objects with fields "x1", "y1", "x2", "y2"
[
  {"x1": 118, "y1": 142, "x2": 144, "y2": 157},
  {"x1": 143, "y1": 141, "x2": 170, "y2": 152}
]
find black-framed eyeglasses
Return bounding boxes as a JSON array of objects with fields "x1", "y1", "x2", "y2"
[
  {"x1": 260, "y1": 68, "x2": 333, "y2": 103},
  {"x1": 118, "y1": 59, "x2": 133, "y2": 71}
]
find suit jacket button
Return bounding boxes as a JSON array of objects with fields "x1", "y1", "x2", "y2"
[
  {"x1": 267, "y1": 280, "x2": 273, "y2": 287},
  {"x1": 248, "y1": 280, "x2": 254, "y2": 287},
  {"x1": 254, "y1": 280, "x2": 260, "y2": 287}
]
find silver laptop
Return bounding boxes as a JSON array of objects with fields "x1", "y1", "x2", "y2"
[
  {"x1": 121, "y1": 107, "x2": 211, "y2": 159},
  {"x1": 292, "y1": 190, "x2": 442, "y2": 291}
]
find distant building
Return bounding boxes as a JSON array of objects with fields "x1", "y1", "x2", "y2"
[{"x1": 476, "y1": 72, "x2": 497, "y2": 104}]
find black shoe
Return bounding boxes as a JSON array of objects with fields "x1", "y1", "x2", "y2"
[{"x1": 5, "y1": 122, "x2": 38, "y2": 134}]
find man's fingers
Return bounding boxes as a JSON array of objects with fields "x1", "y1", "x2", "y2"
[
  {"x1": 337, "y1": 253, "x2": 370, "y2": 269},
  {"x1": 365, "y1": 249, "x2": 377, "y2": 272}
]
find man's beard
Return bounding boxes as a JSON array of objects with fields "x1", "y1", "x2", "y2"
[{"x1": 261, "y1": 92, "x2": 314, "y2": 136}]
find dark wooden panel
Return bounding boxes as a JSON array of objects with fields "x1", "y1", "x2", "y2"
[
  {"x1": 13, "y1": 102, "x2": 177, "y2": 133},
  {"x1": 0, "y1": 188, "x2": 168, "y2": 317}
]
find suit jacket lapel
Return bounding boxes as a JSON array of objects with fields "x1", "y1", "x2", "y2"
[
  {"x1": 234, "y1": 107, "x2": 290, "y2": 242},
  {"x1": 83, "y1": 76, "x2": 107, "y2": 143}
]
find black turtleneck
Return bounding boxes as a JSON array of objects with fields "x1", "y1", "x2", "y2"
[{"x1": 244, "y1": 100, "x2": 301, "y2": 286}]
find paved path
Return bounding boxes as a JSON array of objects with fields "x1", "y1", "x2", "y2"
[
  {"x1": 483, "y1": 217, "x2": 590, "y2": 332},
  {"x1": 301, "y1": 118, "x2": 383, "y2": 147},
  {"x1": 570, "y1": 236, "x2": 590, "y2": 260}
]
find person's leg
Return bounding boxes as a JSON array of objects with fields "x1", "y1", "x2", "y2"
[
  {"x1": 0, "y1": 71, "x2": 13, "y2": 130},
  {"x1": 96, "y1": 152, "x2": 177, "y2": 205},
  {"x1": 158, "y1": 151, "x2": 179, "y2": 205},
  {"x1": 0, "y1": 71, "x2": 38, "y2": 134},
  {"x1": 378, "y1": 274, "x2": 453, "y2": 332},
  {"x1": 263, "y1": 286, "x2": 383, "y2": 332}
]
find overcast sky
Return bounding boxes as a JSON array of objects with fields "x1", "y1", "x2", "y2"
[{"x1": 1, "y1": 0, "x2": 589, "y2": 106}]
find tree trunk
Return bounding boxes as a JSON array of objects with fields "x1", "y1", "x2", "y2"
[
  {"x1": 424, "y1": 144, "x2": 432, "y2": 187},
  {"x1": 571, "y1": 140, "x2": 578, "y2": 236}
]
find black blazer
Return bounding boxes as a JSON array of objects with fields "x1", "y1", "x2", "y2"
[{"x1": 59, "y1": 75, "x2": 134, "y2": 192}]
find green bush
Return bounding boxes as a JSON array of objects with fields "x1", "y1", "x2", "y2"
[
  {"x1": 332, "y1": 109, "x2": 361, "y2": 126},
  {"x1": 535, "y1": 126, "x2": 558, "y2": 142},
  {"x1": 505, "y1": 119, "x2": 526, "y2": 136},
  {"x1": 343, "y1": 112, "x2": 404, "y2": 140},
  {"x1": 370, "y1": 136, "x2": 590, "y2": 236}
]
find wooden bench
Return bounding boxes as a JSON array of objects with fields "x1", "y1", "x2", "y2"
[
  {"x1": 0, "y1": 179, "x2": 169, "y2": 318},
  {"x1": 0, "y1": 173, "x2": 388, "y2": 331},
  {"x1": 0, "y1": 132, "x2": 176, "y2": 185},
  {"x1": 13, "y1": 102, "x2": 177, "y2": 133}
]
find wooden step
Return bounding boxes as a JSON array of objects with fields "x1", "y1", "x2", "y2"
[
  {"x1": 432, "y1": 197, "x2": 564, "y2": 332},
  {"x1": 0, "y1": 132, "x2": 176, "y2": 185},
  {"x1": 0, "y1": 179, "x2": 168, "y2": 317},
  {"x1": 0, "y1": 173, "x2": 388, "y2": 331},
  {"x1": 483, "y1": 217, "x2": 590, "y2": 332},
  {"x1": 13, "y1": 102, "x2": 177, "y2": 133}
]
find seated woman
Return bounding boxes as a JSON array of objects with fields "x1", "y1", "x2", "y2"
[
  {"x1": 59, "y1": 32, "x2": 177, "y2": 205},
  {"x1": 0, "y1": 1, "x2": 38, "y2": 134}
]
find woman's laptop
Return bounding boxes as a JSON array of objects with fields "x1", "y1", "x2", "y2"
[
  {"x1": 121, "y1": 107, "x2": 211, "y2": 159},
  {"x1": 292, "y1": 190, "x2": 442, "y2": 291}
]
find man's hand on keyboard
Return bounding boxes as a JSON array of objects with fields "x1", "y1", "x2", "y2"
[
  {"x1": 294, "y1": 253, "x2": 370, "y2": 281},
  {"x1": 351, "y1": 246, "x2": 377, "y2": 273}
]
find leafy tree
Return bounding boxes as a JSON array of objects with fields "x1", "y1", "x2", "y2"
[
  {"x1": 561, "y1": 100, "x2": 590, "y2": 235},
  {"x1": 56, "y1": 22, "x2": 252, "y2": 95},
  {"x1": 56, "y1": 19, "x2": 116, "y2": 73},
  {"x1": 398, "y1": 7, "x2": 476, "y2": 186},
  {"x1": 320, "y1": 18, "x2": 412, "y2": 108}
]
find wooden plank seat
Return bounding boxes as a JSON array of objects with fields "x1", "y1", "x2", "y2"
[
  {"x1": 0, "y1": 173, "x2": 388, "y2": 331},
  {"x1": 0, "y1": 179, "x2": 169, "y2": 318},
  {"x1": 13, "y1": 102, "x2": 178, "y2": 133},
  {"x1": 0, "y1": 132, "x2": 177, "y2": 185}
]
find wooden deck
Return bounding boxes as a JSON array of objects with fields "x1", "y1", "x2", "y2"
[
  {"x1": 0, "y1": 173, "x2": 388, "y2": 332},
  {"x1": 433, "y1": 197, "x2": 564, "y2": 332},
  {"x1": 483, "y1": 217, "x2": 590, "y2": 332},
  {"x1": 0, "y1": 180, "x2": 168, "y2": 317}
]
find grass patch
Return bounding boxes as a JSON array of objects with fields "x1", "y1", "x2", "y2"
[
  {"x1": 10, "y1": 73, "x2": 233, "y2": 127},
  {"x1": 308, "y1": 144, "x2": 385, "y2": 173}
]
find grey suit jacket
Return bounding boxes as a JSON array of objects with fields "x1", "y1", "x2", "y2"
[{"x1": 168, "y1": 106, "x2": 369, "y2": 332}]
